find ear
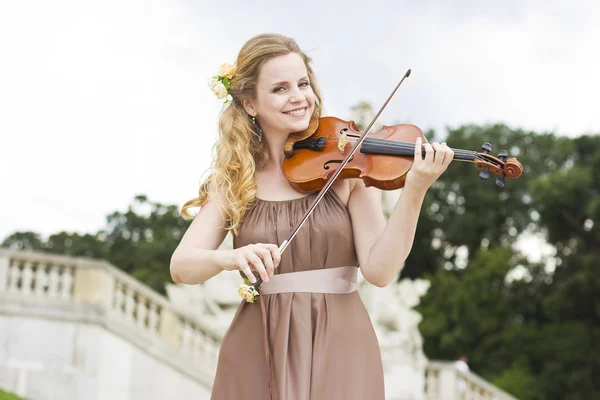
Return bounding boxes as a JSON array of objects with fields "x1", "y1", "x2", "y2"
[{"x1": 241, "y1": 98, "x2": 257, "y2": 117}]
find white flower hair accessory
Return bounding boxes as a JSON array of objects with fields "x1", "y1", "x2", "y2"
[{"x1": 207, "y1": 63, "x2": 237, "y2": 104}]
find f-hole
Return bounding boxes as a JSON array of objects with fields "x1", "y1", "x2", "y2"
[
  {"x1": 341, "y1": 127, "x2": 361, "y2": 138},
  {"x1": 324, "y1": 155, "x2": 354, "y2": 170}
]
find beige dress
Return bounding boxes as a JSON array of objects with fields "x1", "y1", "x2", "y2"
[{"x1": 210, "y1": 190, "x2": 385, "y2": 400}]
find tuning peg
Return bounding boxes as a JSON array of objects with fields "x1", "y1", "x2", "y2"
[
  {"x1": 479, "y1": 142, "x2": 492, "y2": 180},
  {"x1": 498, "y1": 150, "x2": 508, "y2": 162},
  {"x1": 494, "y1": 150, "x2": 508, "y2": 187},
  {"x1": 496, "y1": 150, "x2": 508, "y2": 188},
  {"x1": 496, "y1": 175, "x2": 506, "y2": 188}
]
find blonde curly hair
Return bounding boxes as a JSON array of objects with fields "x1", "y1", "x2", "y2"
[{"x1": 181, "y1": 34, "x2": 324, "y2": 234}]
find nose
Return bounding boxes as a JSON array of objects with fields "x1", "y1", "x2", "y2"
[{"x1": 289, "y1": 86, "x2": 305, "y2": 103}]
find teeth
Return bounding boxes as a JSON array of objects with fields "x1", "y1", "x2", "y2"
[{"x1": 284, "y1": 108, "x2": 306, "y2": 116}]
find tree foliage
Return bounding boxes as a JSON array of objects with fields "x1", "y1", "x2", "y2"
[
  {"x1": 1, "y1": 195, "x2": 189, "y2": 295},
  {"x1": 414, "y1": 126, "x2": 600, "y2": 399}
]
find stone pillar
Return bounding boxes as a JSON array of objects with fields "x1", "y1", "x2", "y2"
[
  {"x1": 438, "y1": 366, "x2": 458, "y2": 400},
  {"x1": 72, "y1": 267, "x2": 115, "y2": 310},
  {"x1": 159, "y1": 308, "x2": 182, "y2": 348},
  {"x1": 0, "y1": 255, "x2": 9, "y2": 292}
]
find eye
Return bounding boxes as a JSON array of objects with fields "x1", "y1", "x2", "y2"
[
  {"x1": 300, "y1": 81, "x2": 310, "y2": 87},
  {"x1": 273, "y1": 86, "x2": 285, "y2": 93}
]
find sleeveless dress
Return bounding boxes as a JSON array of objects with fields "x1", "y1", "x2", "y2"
[{"x1": 210, "y1": 190, "x2": 385, "y2": 400}]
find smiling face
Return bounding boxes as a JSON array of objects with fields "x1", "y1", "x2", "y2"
[{"x1": 243, "y1": 52, "x2": 316, "y2": 136}]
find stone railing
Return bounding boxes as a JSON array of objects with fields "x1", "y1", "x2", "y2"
[
  {"x1": 425, "y1": 361, "x2": 519, "y2": 400},
  {"x1": 0, "y1": 248, "x2": 220, "y2": 388},
  {"x1": 1, "y1": 249, "x2": 521, "y2": 398}
]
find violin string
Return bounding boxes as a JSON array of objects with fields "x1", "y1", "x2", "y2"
[
  {"x1": 359, "y1": 144, "x2": 501, "y2": 170},
  {"x1": 362, "y1": 138, "x2": 477, "y2": 154},
  {"x1": 302, "y1": 137, "x2": 507, "y2": 171},
  {"x1": 358, "y1": 138, "x2": 478, "y2": 160},
  {"x1": 319, "y1": 137, "x2": 477, "y2": 158},
  {"x1": 306, "y1": 136, "x2": 507, "y2": 167},
  {"x1": 365, "y1": 145, "x2": 477, "y2": 161},
  {"x1": 359, "y1": 139, "x2": 505, "y2": 168}
]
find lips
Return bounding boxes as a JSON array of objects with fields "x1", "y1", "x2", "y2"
[{"x1": 283, "y1": 107, "x2": 307, "y2": 116}]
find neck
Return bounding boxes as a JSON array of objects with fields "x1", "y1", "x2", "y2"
[{"x1": 261, "y1": 128, "x2": 291, "y2": 170}]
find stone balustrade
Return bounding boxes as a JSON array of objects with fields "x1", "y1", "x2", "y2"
[
  {"x1": 0, "y1": 248, "x2": 220, "y2": 388},
  {"x1": 1, "y1": 249, "x2": 520, "y2": 399},
  {"x1": 425, "y1": 361, "x2": 518, "y2": 400}
]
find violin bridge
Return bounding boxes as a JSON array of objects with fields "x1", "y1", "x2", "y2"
[{"x1": 338, "y1": 132, "x2": 349, "y2": 153}]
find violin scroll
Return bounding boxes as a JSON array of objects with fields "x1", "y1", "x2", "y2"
[{"x1": 473, "y1": 142, "x2": 523, "y2": 188}]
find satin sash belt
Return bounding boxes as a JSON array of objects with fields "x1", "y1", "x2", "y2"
[
  {"x1": 258, "y1": 265, "x2": 358, "y2": 400},
  {"x1": 259, "y1": 266, "x2": 358, "y2": 294}
]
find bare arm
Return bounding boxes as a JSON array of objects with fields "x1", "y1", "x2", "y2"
[
  {"x1": 348, "y1": 138, "x2": 454, "y2": 287},
  {"x1": 170, "y1": 199, "x2": 229, "y2": 284},
  {"x1": 170, "y1": 198, "x2": 281, "y2": 285}
]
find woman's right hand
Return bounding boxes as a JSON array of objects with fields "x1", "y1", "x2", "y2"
[{"x1": 220, "y1": 243, "x2": 281, "y2": 283}]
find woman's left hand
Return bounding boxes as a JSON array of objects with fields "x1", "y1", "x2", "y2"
[{"x1": 404, "y1": 136, "x2": 454, "y2": 193}]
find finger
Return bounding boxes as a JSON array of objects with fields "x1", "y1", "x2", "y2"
[
  {"x1": 248, "y1": 254, "x2": 269, "y2": 282},
  {"x1": 431, "y1": 142, "x2": 445, "y2": 167},
  {"x1": 414, "y1": 136, "x2": 424, "y2": 162},
  {"x1": 265, "y1": 244, "x2": 281, "y2": 267},
  {"x1": 238, "y1": 260, "x2": 256, "y2": 283},
  {"x1": 442, "y1": 142, "x2": 454, "y2": 167},
  {"x1": 255, "y1": 247, "x2": 275, "y2": 278},
  {"x1": 423, "y1": 142, "x2": 434, "y2": 164},
  {"x1": 256, "y1": 243, "x2": 280, "y2": 271}
]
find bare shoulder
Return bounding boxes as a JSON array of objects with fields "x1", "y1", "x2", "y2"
[
  {"x1": 331, "y1": 179, "x2": 383, "y2": 208},
  {"x1": 331, "y1": 179, "x2": 352, "y2": 206},
  {"x1": 178, "y1": 196, "x2": 228, "y2": 251},
  {"x1": 347, "y1": 178, "x2": 384, "y2": 209}
]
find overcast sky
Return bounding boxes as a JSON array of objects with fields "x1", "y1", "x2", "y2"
[{"x1": 1, "y1": 0, "x2": 599, "y2": 244}]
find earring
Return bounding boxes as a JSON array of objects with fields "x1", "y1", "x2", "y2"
[{"x1": 251, "y1": 116, "x2": 263, "y2": 143}]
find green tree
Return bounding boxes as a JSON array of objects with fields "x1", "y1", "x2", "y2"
[
  {"x1": 1, "y1": 231, "x2": 44, "y2": 251},
  {"x1": 417, "y1": 128, "x2": 600, "y2": 399},
  {"x1": 525, "y1": 134, "x2": 600, "y2": 399},
  {"x1": 1, "y1": 195, "x2": 190, "y2": 295},
  {"x1": 404, "y1": 124, "x2": 572, "y2": 279},
  {"x1": 100, "y1": 195, "x2": 189, "y2": 293}
]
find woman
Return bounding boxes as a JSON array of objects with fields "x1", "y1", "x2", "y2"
[{"x1": 170, "y1": 33, "x2": 454, "y2": 400}]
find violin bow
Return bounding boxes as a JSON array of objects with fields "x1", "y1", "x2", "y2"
[{"x1": 248, "y1": 69, "x2": 412, "y2": 291}]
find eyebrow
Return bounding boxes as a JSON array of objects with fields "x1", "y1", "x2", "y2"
[{"x1": 269, "y1": 76, "x2": 309, "y2": 89}]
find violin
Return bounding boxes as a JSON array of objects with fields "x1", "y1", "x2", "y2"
[{"x1": 282, "y1": 115, "x2": 523, "y2": 191}]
